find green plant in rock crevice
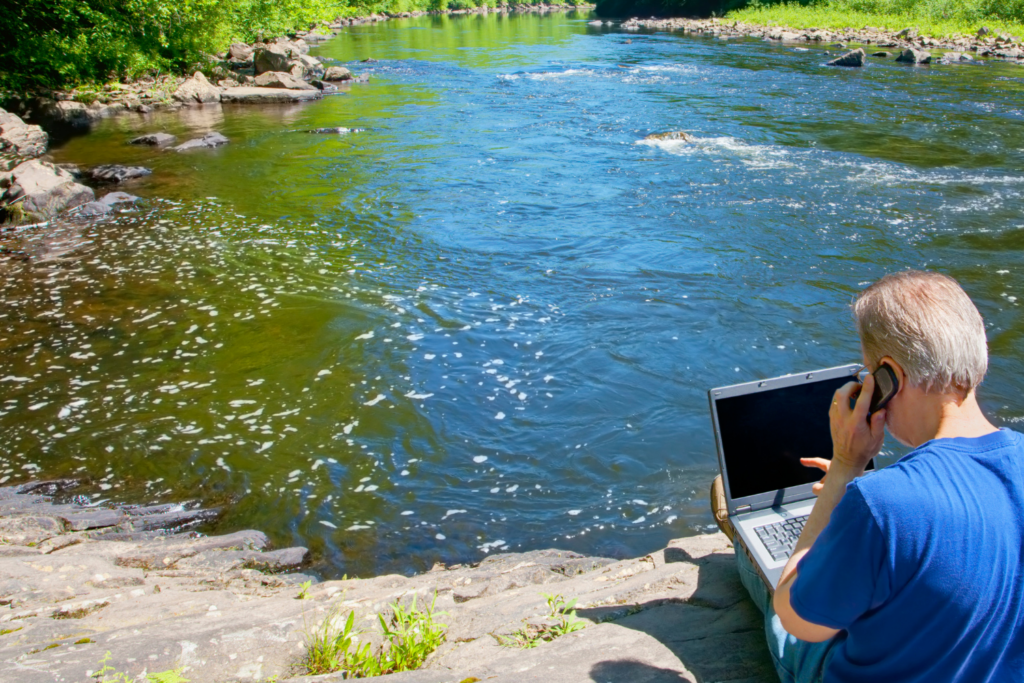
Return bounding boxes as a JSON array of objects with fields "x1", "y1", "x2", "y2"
[
  {"x1": 91, "y1": 650, "x2": 189, "y2": 683},
  {"x1": 494, "y1": 592, "x2": 587, "y2": 649},
  {"x1": 303, "y1": 592, "x2": 447, "y2": 677}
]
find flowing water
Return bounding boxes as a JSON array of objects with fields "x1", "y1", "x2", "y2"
[{"x1": 4, "y1": 13, "x2": 1024, "y2": 577}]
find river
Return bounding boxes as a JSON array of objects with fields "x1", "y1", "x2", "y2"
[{"x1": 3, "y1": 12, "x2": 1024, "y2": 577}]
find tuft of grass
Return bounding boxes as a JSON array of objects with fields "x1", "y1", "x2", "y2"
[
  {"x1": 0, "y1": 627, "x2": 23, "y2": 636},
  {"x1": 728, "y1": 1, "x2": 1024, "y2": 40},
  {"x1": 303, "y1": 593, "x2": 447, "y2": 677},
  {"x1": 75, "y1": 638, "x2": 94, "y2": 644},
  {"x1": 91, "y1": 651, "x2": 189, "y2": 683},
  {"x1": 494, "y1": 592, "x2": 586, "y2": 649}
]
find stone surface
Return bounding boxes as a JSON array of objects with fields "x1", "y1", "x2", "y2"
[
  {"x1": 255, "y1": 45, "x2": 293, "y2": 75},
  {"x1": 1, "y1": 160, "x2": 94, "y2": 221},
  {"x1": 828, "y1": 48, "x2": 866, "y2": 67},
  {"x1": 0, "y1": 481, "x2": 770, "y2": 683},
  {"x1": 99, "y1": 191, "x2": 141, "y2": 206},
  {"x1": 896, "y1": 48, "x2": 932, "y2": 64},
  {"x1": 323, "y1": 66, "x2": 353, "y2": 81},
  {"x1": 254, "y1": 71, "x2": 318, "y2": 91},
  {"x1": 88, "y1": 165, "x2": 152, "y2": 183},
  {"x1": 173, "y1": 132, "x2": 230, "y2": 152},
  {"x1": 172, "y1": 71, "x2": 222, "y2": 104},
  {"x1": 74, "y1": 201, "x2": 113, "y2": 217},
  {"x1": 220, "y1": 87, "x2": 324, "y2": 104},
  {"x1": 0, "y1": 110, "x2": 48, "y2": 159},
  {"x1": 129, "y1": 132, "x2": 177, "y2": 146},
  {"x1": 229, "y1": 42, "x2": 255, "y2": 63}
]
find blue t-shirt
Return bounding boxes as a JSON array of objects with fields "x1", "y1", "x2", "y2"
[{"x1": 791, "y1": 429, "x2": 1024, "y2": 683}]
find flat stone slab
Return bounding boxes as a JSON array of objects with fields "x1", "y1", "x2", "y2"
[{"x1": 221, "y1": 87, "x2": 323, "y2": 103}]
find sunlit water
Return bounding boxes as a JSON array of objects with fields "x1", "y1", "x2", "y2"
[{"x1": 4, "y1": 13, "x2": 1024, "y2": 577}]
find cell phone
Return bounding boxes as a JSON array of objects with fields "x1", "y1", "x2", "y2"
[{"x1": 869, "y1": 364, "x2": 899, "y2": 414}]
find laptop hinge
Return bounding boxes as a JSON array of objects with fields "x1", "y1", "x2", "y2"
[{"x1": 735, "y1": 505, "x2": 751, "y2": 514}]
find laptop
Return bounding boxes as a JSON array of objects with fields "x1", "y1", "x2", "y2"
[{"x1": 708, "y1": 363, "x2": 875, "y2": 590}]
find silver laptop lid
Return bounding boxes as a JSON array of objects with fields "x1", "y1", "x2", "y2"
[{"x1": 708, "y1": 364, "x2": 867, "y2": 515}]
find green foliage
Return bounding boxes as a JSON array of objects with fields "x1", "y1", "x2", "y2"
[
  {"x1": 495, "y1": 592, "x2": 586, "y2": 649},
  {"x1": 303, "y1": 593, "x2": 447, "y2": 678},
  {"x1": 92, "y1": 651, "x2": 190, "y2": 683},
  {"x1": 297, "y1": 580, "x2": 313, "y2": 600}
]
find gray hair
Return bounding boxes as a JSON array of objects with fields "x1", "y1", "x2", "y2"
[{"x1": 854, "y1": 271, "x2": 988, "y2": 395}]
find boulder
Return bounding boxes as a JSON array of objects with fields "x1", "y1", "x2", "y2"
[
  {"x1": 172, "y1": 71, "x2": 222, "y2": 104},
  {"x1": 254, "y1": 45, "x2": 292, "y2": 74},
  {"x1": 310, "y1": 80, "x2": 339, "y2": 92},
  {"x1": 228, "y1": 42, "x2": 254, "y2": 63},
  {"x1": 88, "y1": 165, "x2": 153, "y2": 183},
  {"x1": 978, "y1": 26, "x2": 991, "y2": 38},
  {"x1": 1, "y1": 160, "x2": 94, "y2": 221},
  {"x1": 0, "y1": 110, "x2": 48, "y2": 159},
  {"x1": 220, "y1": 87, "x2": 323, "y2": 103},
  {"x1": 38, "y1": 100, "x2": 92, "y2": 129},
  {"x1": 828, "y1": 48, "x2": 866, "y2": 67},
  {"x1": 292, "y1": 54, "x2": 325, "y2": 79},
  {"x1": 173, "y1": 132, "x2": 229, "y2": 152},
  {"x1": 75, "y1": 201, "x2": 113, "y2": 217},
  {"x1": 939, "y1": 51, "x2": 977, "y2": 64},
  {"x1": 871, "y1": 51, "x2": 891, "y2": 58},
  {"x1": 99, "y1": 191, "x2": 141, "y2": 206},
  {"x1": 253, "y1": 71, "x2": 318, "y2": 91},
  {"x1": 129, "y1": 132, "x2": 177, "y2": 147},
  {"x1": 896, "y1": 27, "x2": 919, "y2": 39},
  {"x1": 323, "y1": 66, "x2": 353, "y2": 81},
  {"x1": 896, "y1": 47, "x2": 932, "y2": 64},
  {"x1": 275, "y1": 37, "x2": 309, "y2": 55}
]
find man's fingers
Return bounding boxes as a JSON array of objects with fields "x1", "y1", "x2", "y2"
[
  {"x1": 870, "y1": 408, "x2": 886, "y2": 438},
  {"x1": 833, "y1": 381, "x2": 861, "y2": 416},
  {"x1": 853, "y1": 373, "x2": 875, "y2": 421},
  {"x1": 800, "y1": 457, "x2": 830, "y2": 473}
]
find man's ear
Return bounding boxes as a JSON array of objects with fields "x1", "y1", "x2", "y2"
[{"x1": 880, "y1": 356, "x2": 905, "y2": 395}]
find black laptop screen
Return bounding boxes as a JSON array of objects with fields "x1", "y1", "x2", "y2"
[{"x1": 715, "y1": 375, "x2": 866, "y2": 500}]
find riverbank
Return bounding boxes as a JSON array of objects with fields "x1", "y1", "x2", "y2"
[
  {"x1": 619, "y1": 15, "x2": 1024, "y2": 63},
  {"x1": 0, "y1": 480, "x2": 768, "y2": 682}
]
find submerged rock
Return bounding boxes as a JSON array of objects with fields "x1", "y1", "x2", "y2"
[
  {"x1": 828, "y1": 48, "x2": 867, "y2": 67},
  {"x1": 172, "y1": 71, "x2": 222, "y2": 104},
  {"x1": 0, "y1": 109, "x2": 48, "y2": 160},
  {"x1": 99, "y1": 191, "x2": 141, "y2": 206},
  {"x1": 220, "y1": 87, "x2": 323, "y2": 103},
  {"x1": 871, "y1": 51, "x2": 892, "y2": 58},
  {"x1": 644, "y1": 131, "x2": 693, "y2": 142},
  {"x1": 308, "y1": 127, "x2": 363, "y2": 134},
  {"x1": 75, "y1": 201, "x2": 113, "y2": 217},
  {"x1": 173, "y1": 132, "x2": 230, "y2": 151},
  {"x1": 896, "y1": 47, "x2": 932, "y2": 64},
  {"x1": 1, "y1": 160, "x2": 94, "y2": 221},
  {"x1": 89, "y1": 165, "x2": 152, "y2": 183},
  {"x1": 253, "y1": 71, "x2": 317, "y2": 91},
  {"x1": 323, "y1": 66, "x2": 353, "y2": 81},
  {"x1": 129, "y1": 132, "x2": 177, "y2": 147}
]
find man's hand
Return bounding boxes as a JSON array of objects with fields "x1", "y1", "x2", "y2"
[
  {"x1": 829, "y1": 375, "x2": 886, "y2": 473},
  {"x1": 800, "y1": 457, "x2": 830, "y2": 495}
]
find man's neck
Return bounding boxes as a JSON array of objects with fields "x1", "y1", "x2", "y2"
[{"x1": 927, "y1": 392, "x2": 998, "y2": 444}]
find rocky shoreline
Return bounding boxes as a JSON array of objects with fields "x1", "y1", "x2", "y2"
[
  {"x1": 0, "y1": 479, "x2": 768, "y2": 682},
  {"x1": 618, "y1": 16, "x2": 1024, "y2": 65}
]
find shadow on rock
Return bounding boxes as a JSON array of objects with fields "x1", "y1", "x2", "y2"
[{"x1": 590, "y1": 659, "x2": 690, "y2": 683}]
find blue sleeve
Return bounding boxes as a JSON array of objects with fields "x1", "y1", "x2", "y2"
[{"x1": 790, "y1": 483, "x2": 891, "y2": 630}]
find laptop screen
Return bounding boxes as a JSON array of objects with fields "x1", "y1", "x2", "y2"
[{"x1": 716, "y1": 375, "x2": 868, "y2": 500}]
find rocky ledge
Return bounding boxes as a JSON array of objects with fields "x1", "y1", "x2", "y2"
[
  {"x1": 0, "y1": 481, "x2": 770, "y2": 682},
  {"x1": 618, "y1": 17, "x2": 1024, "y2": 65}
]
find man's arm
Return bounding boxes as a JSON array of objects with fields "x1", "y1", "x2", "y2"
[{"x1": 772, "y1": 375, "x2": 887, "y2": 642}]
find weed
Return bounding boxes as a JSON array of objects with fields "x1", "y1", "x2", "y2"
[
  {"x1": 91, "y1": 651, "x2": 189, "y2": 683},
  {"x1": 0, "y1": 627, "x2": 23, "y2": 636},
  {"x1": 495, "y1": 593, "x2": 586, "y2": 649},
  {"x1": 297, "y1": 580, "x2": 312, "y2": 600},
  {"x1": 76, "y1": 638, "x2": 94, "y2": 644},
  {"x1": 303, "y1": 592, "x2": 447, "y2": 677}
]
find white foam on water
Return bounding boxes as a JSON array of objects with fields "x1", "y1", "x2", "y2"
[
  {"x1": 473, "y1": 455, "x2": 488, "y2": 463},
  {"x1": 436, "y1": 533, "x2": 446, "y2": 540},
  {"x1": 494, "y1": 412, "x2": 505, "y2": 420},
  {"x1": 568, "y1": 509, "x2": 582, "y2": 516},
  {"x1": 638, "y1": 135, "x2": 795, "y2": 170},
  {"x1": 320, "y1": 521, "x2": 338, "y2": 529},
  {"x1": 355, "y1": 331, "x2": 374, "y2": 340},
  {"x1": 633, "y1": 516, "x2": 646, "y2": 524},
  {"x1": 405, "y1": 392, "x2": 434, "y2": 400},
  {"x1": 364, "y1": 394, "x2": 386, "y2": 406}
]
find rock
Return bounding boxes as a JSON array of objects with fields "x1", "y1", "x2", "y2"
[
  {"x1": 828, "y1": 48, "x2": 866, "y2": 67},
  {"x1": 88, "y1": 165, "x2": 152, "y2": 183},
  {"x1": 310, "y1": 80, "x2": 339, "y2": 92},
  {"x1": 253, "y1": 71, "x2": 318, "y2": 91},
  {"x1": 254, "y1": 45, "x2": 292, "y2": 74},
  {"x1": 939, "y1": 51, "x2": 977, "y2": 64},
  {"x1": 896, "y1": 47, "x2": 932, "y2": 64},
  {"x1": 128, "y1": 132, "x2": 176, "y2": 147},
  {"x1": 291, "y1": 54, "x2": 325, "y2": 79},
  {"x1": 218, "y1": 78, "x2": 240, "y2": 88},
  {"x1": 323, "y1": 66, "x2": 353, "y2": 81},
  {"x1": 228, "y1": 42, "x2": 254, "y2": 63},
  {"x1": 896, "y1": 27, "x2": 919, "y2": 39},
  {"x1": 173, "y1": 132, "x2": 229, "y2": 152},
  {"x1": 220, "y1": 87, "x2": 323, "y2": 104},
  {"x1": 871, "y1": 51, "x2": 891, "y2": 58},
  {"x1": 99, "y1": 191, "x2": 141, "y2": 206},
  {"x1": 588, "y1": 20, "x2": 602, "y2": 26},
  {"x1": 308, "y1": 127, "x2": 363, "y2": 134},
  {"x1": 1, "y1": 160, "x2": 94, "y2": 221},
  {"x1": 643, "y1": 131, "x2": 692, "y2": 142},
  {"x1": 172, "y1": 71, "x2": 222, "y2": 104},
  {"x1": 74, "y1": 201, "x2": 113, "y2": 218},
  {"x1": 0, "y1": 110, "x2": 48, "y2": 159},
  {"x1": 978, "y1": 26, "x2": 991, "y2": 38}
]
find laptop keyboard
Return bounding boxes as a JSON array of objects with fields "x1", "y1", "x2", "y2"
[{"x1": 754, "y1": 515, "x2": 809, "y2": 562}]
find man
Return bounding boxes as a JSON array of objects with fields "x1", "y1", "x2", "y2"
[{"x1": 713, "y1": 270, "x2": 1024, "y2": 682}]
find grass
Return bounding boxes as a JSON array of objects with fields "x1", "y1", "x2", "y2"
[
  {"x1": 494, "y1": 592, "x2": 586, "y2": 649},
  {"x1": 303, "y1": 592, "x2": 447, "y2": 677},
  {"x1": 728, "y1": 2, "x2": 1024, "y2": 40},
  {"x1": 91, "y1": 651, "x2": 189, "y2": 683}
]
